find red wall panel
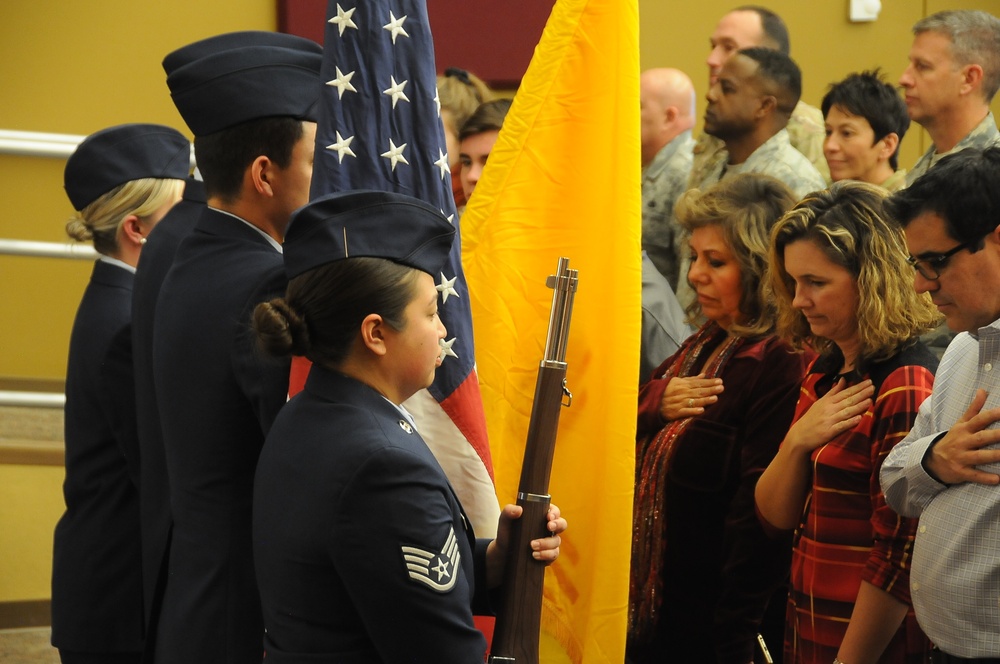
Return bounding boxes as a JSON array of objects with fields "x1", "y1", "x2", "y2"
[{"x1": 278, "y1": 0, "x2": 553, "y2": 87}]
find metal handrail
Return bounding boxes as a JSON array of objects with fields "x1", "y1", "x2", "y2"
[
  {"x1": 0, "y1": 391, "x2": 65, "y2": 409},
  {"x1": 0, "y1": 128, "x2": 195, "y2": 411},
  {"x1": 0, "y1": 128, "x2": 196, "y2": 164},
  {"x1": 1, "y1": 239, "x2": 91, "y2": 408},
  {"x1": 2, "y1": 131, "x2": 96, "y2": 409},
  {"x1": 0, "y1": 238, "x2": 98, "y2": 260},
  {"x1": 0, "y1": 129, "x2": 86, "y2": 159}
]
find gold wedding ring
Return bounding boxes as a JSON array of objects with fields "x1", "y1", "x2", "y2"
[{"x1": 687, "y1": 398, "x2": 694, "y2": 408}]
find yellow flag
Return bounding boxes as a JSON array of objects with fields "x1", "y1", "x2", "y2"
[{"x1": 461, "y1": 0, "x2": 639, "y2": 661}]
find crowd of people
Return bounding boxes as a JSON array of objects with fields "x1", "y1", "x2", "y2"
[
  {"x1": 48, "y1": 4, "x2": 1000, "y2": 664},
  {"x1": 632, "y1": 5, "x2": 1000, "y2": 664}
]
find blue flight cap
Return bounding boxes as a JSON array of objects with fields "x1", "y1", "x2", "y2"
[
  {"x1": 283, "y1": 191, "x2": 456, "y2": 280},
  {"x1": 166, "y1": 37, "x2": 323, "y2": 136},
  {"x1": 64, "y1": 123, "x2": 191, "y2": 211},
  {"x1": 162, "y1": 30, "x2": 321, "y2": 75}
]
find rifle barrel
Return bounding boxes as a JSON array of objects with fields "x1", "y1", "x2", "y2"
[{"x1": 489, "y1": 258, "x2": 578, "y2": 664}]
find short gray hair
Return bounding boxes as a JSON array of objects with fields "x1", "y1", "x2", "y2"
[{"x1": 914, "y1": 10, "x2": 1000, "y2": 102}]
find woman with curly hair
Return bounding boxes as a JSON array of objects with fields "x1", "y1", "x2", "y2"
[
  {"x1": 629, "y1": 174, "x2": 809, "y2": 663},
  {"x1": 755, "y1": 181, "x2": 941, "y2": 664}
]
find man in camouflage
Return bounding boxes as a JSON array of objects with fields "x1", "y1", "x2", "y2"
[
  {"x1": 676, "y1": 47, "x2": 824, "y2": 312},
  {"x1": 693, "y1": 47, "x2": 825, "y2": 199},
  {"x1": 901, "y1": 10, "x2": 1000, "y2": 355},
  {"x1": 902, "y1": 9, "x2": 1000, "y2": 185},
  {"x1": 690, "y1": 5, "x2": 829, "y2": 188},
  {"x1": 640, "y1": 67, "x2": 697, "y2": 290}
]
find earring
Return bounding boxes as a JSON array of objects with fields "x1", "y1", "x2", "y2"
[{"x1": 140, "y1": 237, "x2": 147, "y2": 245}]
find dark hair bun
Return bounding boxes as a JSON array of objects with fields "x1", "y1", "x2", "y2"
[{"x1": 253, "y1": 297, "x2": 310, "y2": 357}]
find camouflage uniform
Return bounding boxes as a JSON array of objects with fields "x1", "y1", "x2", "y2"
[
  {"x1": 880, "y1": 169, "x2": 908, "y2": 193},
  {"x1": 906, "y1": 112, "x2": 1000, "y2": 185},
  {"x1": 689, "y1": 100, "x2": 829, "y2": 188},
  {"x1": 642, "y1": 130, "x2": 695, "y2": 290},
  {"x1": 689, "y1": 128, "x2": 826, "y2": 200}
]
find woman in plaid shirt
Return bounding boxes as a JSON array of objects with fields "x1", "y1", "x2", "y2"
[{"x1": 756, "y1": 181, "x2": 941, "y2": 664}]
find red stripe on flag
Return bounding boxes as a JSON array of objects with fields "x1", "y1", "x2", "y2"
[{"x1": 440, "y1": 371, "x2": 494, "y2": 480}]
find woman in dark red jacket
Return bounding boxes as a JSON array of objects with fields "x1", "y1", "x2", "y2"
[{"x1": 629, "y1": 174, "x2": 810, "y2": 664}]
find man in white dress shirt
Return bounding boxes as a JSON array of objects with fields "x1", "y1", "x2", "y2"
[{"x1": 881, "y1": 146, "x2": 1000, "y2": 663}]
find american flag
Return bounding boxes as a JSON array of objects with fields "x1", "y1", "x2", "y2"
[{"x1": 310, "y1": 0, "x2": 498, "y2": 534}]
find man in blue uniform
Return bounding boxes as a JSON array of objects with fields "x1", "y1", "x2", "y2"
[
  {"x1": 148, "y1": 33, "x2": 322, "y2": 664},
  {"x1": 131, "y1": 32, "x2": 320, "y2": 660}
]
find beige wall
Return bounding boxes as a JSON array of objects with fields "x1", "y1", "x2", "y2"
[
  {"x1": 1, "y1": 0, "x2": 999, "y2": 604},
  {"x1": 0, "y1": 0, "x2": 277, "y2": 605},
  {"x1": 0, "y1": 465, "x2": 64, "y2": 602},
  {"x1": 3, "y1": 0, "x2": 1000, "y2": 380},
  {"x1": 640, "y1": 0, "x2": 1000, "y2": 171},
  {"x1": 1, "y1": 0, "x2": 276, "y2": 381}
]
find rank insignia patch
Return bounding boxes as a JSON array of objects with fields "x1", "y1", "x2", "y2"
[{"x1": 401, "y1": 526, "x2": 460, "y2": 593}]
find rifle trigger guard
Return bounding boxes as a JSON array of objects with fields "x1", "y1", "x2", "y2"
[{"x1": 561, "y1": 379, "x2": 572, "y2": 407}]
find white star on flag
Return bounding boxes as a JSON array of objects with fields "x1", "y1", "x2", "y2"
[
  {"x1": 433, "y1": 149, "x2": 450, "y2": 180},
  {"x1": 312, "y1": 0, "x2": 497, "y2": 543},
  {"x1": 434, "y1": 89, "x2": 441, "y2": 115},
  {"x1": 439, "y1": 337, "x2": 458, "y2": 360},
  {"x1": 383, "y1": 11, "x2": 409, "y2": 44},
  {"x1": 380, "y1": 139, "x2": 409, "y2": 171},
  {"x1": 326, "y1": 131, "x2": 356, "y2": 163},
  {"x1": 326, "y1": 67, "x2": 357, "y2": 99},
  {"x1": 437, "y1": 272, "x2": 459, "y2": 303},
  {"x1": 383, "y1": 76, "x2": 410, "y2": 109},
  {"x1": 328, "y1": 4, "x2": 358, "y2": 36}
]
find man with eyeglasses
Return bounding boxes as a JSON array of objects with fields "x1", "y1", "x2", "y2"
[{"x1": 880, "y1": 146, "x2": 1000, "y2": 664}]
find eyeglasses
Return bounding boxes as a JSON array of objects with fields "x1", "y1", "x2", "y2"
[{"x1": 907, "y1": 236, "x2": 983, "y2": 281}]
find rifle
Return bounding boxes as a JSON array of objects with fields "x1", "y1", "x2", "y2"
[{"x1": 489, "y1": 257, "x2": 579, "y2": 664}]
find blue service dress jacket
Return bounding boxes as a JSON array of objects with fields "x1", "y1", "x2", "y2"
[
  {"x1": 151, "y1": 206, "x2": 290, "y2": 664},
  {"x1": 253, "y1": 367, "x2": 493, "y2": 664},
  {"x1": 131, "y1": 177, "x2": 205, "y2": 637},
  {"x1": 52, "y1": 259, "x2": 143, "y2": 653}
]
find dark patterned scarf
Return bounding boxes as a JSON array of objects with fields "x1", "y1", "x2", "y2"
[{"x1": 628, "y1": 321, "x2": 744, "y2": 644}]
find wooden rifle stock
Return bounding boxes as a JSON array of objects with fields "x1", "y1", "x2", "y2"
[{"x1": 489, "y1": 257, "x2": 578, "y2": 664}]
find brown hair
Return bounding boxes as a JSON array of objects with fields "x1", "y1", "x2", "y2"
[
  {"x1": 769, "y1": 181, "x2": 940, "y2": 363},
  {"x1": 459, "y1": 98, "x2": 512, "y2": 141},
  {"x1": 438, "y1": 68, "x2": 493, "y2": 132},
  {"x1": 675, "y1": 173, "x2": 797, "y2": 336},
  {"x1": 254, "y1": 257, "x2": 419, "y2": 368}
]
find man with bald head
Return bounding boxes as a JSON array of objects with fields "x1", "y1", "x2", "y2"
[
  {"x1": 638, "y1": 69, "x2": 695, "y2": 383},
  {"x1": 693, "y1": 47, "x2": 825, "y2": 199},
  {"x1": 691, "y1": 5, "x2": 829, "y2": 187},
  {"x1": 640, "y1": 67, "x2": 696, "y2": 289}
]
